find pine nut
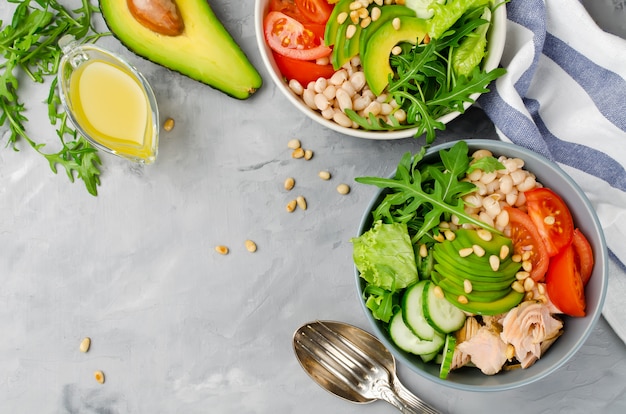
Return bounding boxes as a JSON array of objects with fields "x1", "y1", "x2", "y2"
[
  {"x1": 284, "y1": 177, "x2": 295, "y2": 191},
  {"x1": 94, "y1": 370, "x2": 105, "y2": 384},
  {"x1": 337, "y1": 12, "x2": 348, "y2": 24},
  {"x1": 163, "y1": 118, "x2": 175, "y2": 132},
  {"x1": 522, "y1": 260, "x2": 533, "y2": 272},
  {"x1": 464, "y1": 279, "x2": 473, "y2": 294},
  {"x1": 371, "y1": 6, "x2": 381, "y2": 21},
  {"x1": 489, "y1": 255, "x2": 500, "y2": 271},
  {"x1": 512, "y1": 254, "x2": 522, "y2": 263},
  {"x1": 506, "y1": 344, "x2": 515, "y2": 360},
  {"x1": 286, "y1": 199, "x2": 297, "y2": 213},
  {"x1": 472, "y1": 244, "x2": 486, "y2": 257},
  {"x1": 457, "y1": 295, "x2": 469, "y2": 304},
  {"x1": 516, "y1": 271, "x2": 529, "y2": 280},
  {"x1": 433, "y1": 285, "x2": 445, "y2": 299},
  {"x1": 215, "y1": 245, "x2": 229, "y2": 255},
  {"x1": 419, "y1": 243, "x2": 428, "y2": 258},
  {"x1": 296, "y1": 195, "x2": 307, "y2": 210},
  {"x1": 79, "y1": 337, "x2": 91, "y2": 353},
  {"x1": 499, "y1": 244, "x2": 510, "y2": 260},
  {"x1": 537, "y1": 283, "x2": 546, "y2": 295},
  {"x1": 304, "y1": 149, "x2": 313, "y2": 160},
  {"x1": 524, "y1": 277, "x2": 535, "y2": 292},
  {"x1": 391, "y1": 45, "x2": 402, "y2": 55},
  {"x1": 245, "y1": 240, "x2": 257, "y2": 253},
  {"x1": 336, "y1": 183, "x2": 351, "y2": 195},
  {"x1": 292, "y1": 148, "x2": 305, "y2": 159},
  {"x1": 512, "y1": 281, "x2": 525, "y2": 293},
  {"x1": 477, "y1": 229, "x2": 493, "y2": 241},
  {"x1": 392, "y1": 17, "x2": 401, "y2": 30},
  {"x1": 444, "y1": 230, "x2": 455, "y2": 241},
  {"x1": 346, "y1": 24, "x2": 357, "y2": 39},
  {"x1": 459, "y1": 247, "x2": 474, "y2": 257},
  {"x1": 318, "y1": 170, "x2": 331, "y2": 180},
  {"x1": 433, "y1": 233, "x2": 445, "y2": 242}
]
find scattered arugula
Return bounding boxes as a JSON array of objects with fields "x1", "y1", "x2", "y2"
[
  {"x1": 353, "y1": 140, "x2": 505, "y2": 322},
  {"x1": 356, "y1": 141, "x2": 502, "y2": 244},
  {"x1": 346, "y1": 3, "x2": 506, "y2": 144},
  {"x1": 0, "y1": 0, "x2": 107, "y2": 196}
]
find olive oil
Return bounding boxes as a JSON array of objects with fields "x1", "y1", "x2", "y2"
[{"x1": 58, "y1": 36, "x2": 159, "y2": 164}]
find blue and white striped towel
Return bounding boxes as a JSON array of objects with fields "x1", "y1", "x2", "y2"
[{"x1": 479, "y1": 0, "x2": 626, "y2": 343}]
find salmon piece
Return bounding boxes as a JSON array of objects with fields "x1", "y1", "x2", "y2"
[
  {"x1": 456, "y1": 326, "x2": 508, "y2": 375},
  {"x1": 500, "y1": 300, "x2": 563, "y2": 368}
]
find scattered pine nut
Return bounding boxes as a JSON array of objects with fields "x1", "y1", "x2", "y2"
[
  {"x1": 537, "y1": 283, "x2": 546, "y2": 295},
  {"x1": 94, "y1": 370, "x2": 105, "y2": 384},
  {"x1": 292, "y1": 148, "x2": 305, "y2": 159},
  {"x1": 444, "y1": 230, "x2": 455, "y2": 241},
  {"x1": 79, "y1": 337, "x2": 91, "y2": 353},
  {"x1": 516, "y1": 271, "x2": 530, "y2": 280},
  {"x1": 304, "y1": 149, "x2": 313, "y2": 160},
  {"x1": 419, "y1": 243, "x2": 428, "y2": 258},
  {"x1": 463, "y1": 279, "x2": 473, "y2": 294},
  {"x1": 215, "y1": 245, "x2": 229, "y2": 255},
  {"x1": 472, "y1": 244, "x2": 486, "y2": 257},
  {"x1": 522, "y1": 260, "x2": 533, "y2": 272},
  {"x1": 296, "y1": 195, "x2": 307, "y2": 210},
  {"x1": 286, "y1": 199, "x2": 297, "y2": 213},
  {"x1": 392, "y1": 17, "x2": 401, "y2": 30},
  {"x1": 287, "y1": 139, "x2": 301, "y2": 149},
  {"x1": 457, "y1": 295, "x2": 469, "y2": 305},
  {"x1": 459, "y1": 247, "x2": 473, "y2": 257},
  {"x1": 163, "y1": 118, "x2": 175, "y2": 132},
  {"x1": 512, "y1": 281, "x2": 525, "y2": 293},
  {"x1": 433, "y1": 233, "x2": 445, "y2": 243},
  {"x1": 433, "y1": 285, "x2": 445, "y2": 299},
  {"x1": 523, "y1": 277, "x2": 535, "y2": 292},
  {"x1": 477, "y1": 229, "x2": 493, "y2": 241},
  {"x1": 318, "y1": 170, "x2": 331, "y2": 180},
  {"x1": 499, "y1": 244, "x2": 510, "y2": 260},
  {"x1": 506, "y1": 344, "x2": 515, "y2": 360},
  {"x1": 336, "y1": 183, "x2": 350, "y2": 195},
  {"x1": 284, "y1": 177, "x2": 295, "y2": 191},
  {"x1": 245, "y1": 240, "x2": 257, "y2": 253},
  {"x1": 511, "y1": 254, "x2": 522, "y2": 263},
  {"x1": 489, "y1": 255, "x2": 500, "y2": 271}
]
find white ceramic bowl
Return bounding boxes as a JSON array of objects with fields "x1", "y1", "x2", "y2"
[
  {"x1": 254, "y1": 1, "x2": 507, "y2": 140},
  {"x1": 354, "y1": 140, "x2": 608, "y2": 391}
]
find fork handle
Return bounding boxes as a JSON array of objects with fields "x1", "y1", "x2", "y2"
[
  {"x1": 374, "y1": 379, "x2": 441, "y2": 414},
  {"x1": 391, "y1": 378, "x2": 442, "y2": 414}
]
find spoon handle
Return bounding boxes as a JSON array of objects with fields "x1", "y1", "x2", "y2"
[{"x1": 391, "y1": 377, "x2": 442, "y2": 414}]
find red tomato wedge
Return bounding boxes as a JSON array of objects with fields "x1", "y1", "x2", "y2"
[
  {"x1": 269, "y1": 0, "x2": 306, "y2": 21},
  {"x1": 295, "y1": 0, "x2": 334, "y2": 24},
  {"x1": 264, "y1": 11, "x2": 332, "y2": 61},
  {"x1": 272, "y1": 52, "x2": 335, "y2": 85},
  {"x1": 525, "y1": 188, "x2": 574, "y2": 257},
  {"x1": 572, "y1": 228, "x2": 594, "y2": 286},
  {"x1": 546, "y1": 243, "x2": 586, "y2": 317},
  {"x1": 504, "y1": 206, "x2": 550, "y2": 282}
]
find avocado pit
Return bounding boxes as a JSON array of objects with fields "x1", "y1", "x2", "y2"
[{"x1": 127, "y1": 0, "x2": 184, "y2": 36}]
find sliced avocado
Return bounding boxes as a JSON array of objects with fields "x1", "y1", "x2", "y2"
[
  {"x1": 358, "y1": 5, "x2": 417, "y2": 59},
  {"x1": 444, "y1": 288, "x2": 524, "y2": 316},
  {"x1": 362, "y1": 16, "x2": 428, "y2": 95},
  {"x1": 331, "y1": 21, "x2": 351, "y2": 69},
  {"x1": 99, "y1": 0, "x2": 262, "y2": 99},
  {"x1": 431, "y1": 273, "x2": 511, "y2": 303},
  {"x1": 324, "y1": 0, "x2": 352, "y2": 46}
]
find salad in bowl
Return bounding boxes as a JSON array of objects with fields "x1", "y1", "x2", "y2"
[
  {"x1": 352, "y1": 140, "x2": 608, "y2": 390},
  {"x1": 255, "y1": 0, "x2": 507, "y2": 141}
]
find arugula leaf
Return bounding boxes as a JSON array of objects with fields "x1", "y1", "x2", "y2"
[
  {"x1": 345, "y1": 4, "x2": 506, "y2": 144},
  {"x1": 0, "y1": 0, "x2": 106, "y2": 196},
  {"x1": 356, "y1": 141, "x2": 501, "y2": 244},
  {"x1": 468, "y1": 155, "x2": 505, "y2": 174}
]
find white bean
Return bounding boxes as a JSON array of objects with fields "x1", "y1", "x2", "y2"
[
  {"x1": 314, "y1": 77, "x2": 327, "y2": 93},
  {"x1": 336, "y1": 88, "x2": 353, "y2": 111},
  {"x1": 349, "y1": 71, "x2": 366, "y2": 92},
  {"x1": 322, "y1": 84, "x2": 336, "y2": 100},
  {"x1": 314, "y1": 93, "x2": 330, "y2": 111},
  {"x1": 302, "y1": 89, "x2": 316, "y2": 109},
  {"x1": 288, "y1": 79, "x2": 304, "y2": 95},
  {"x1": 330, "y1": 69, "x2": 348, "y2": 86},
  {"x1": 333, "y1": 111, "x2": 353, "y2": 128},
  {"x1": 353, "y1": 95, "x2": 371, "y2": 111}
]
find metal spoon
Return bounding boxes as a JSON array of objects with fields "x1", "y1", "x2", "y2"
[{"x1": 293, "y1": 320, "x2": 441, "y2": 414}]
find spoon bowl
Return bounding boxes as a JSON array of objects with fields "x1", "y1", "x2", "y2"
[{"x1": 293, "y1": 320, "x2": 440, "y2": 413}]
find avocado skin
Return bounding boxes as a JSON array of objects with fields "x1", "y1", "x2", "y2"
[{"x1": 99, "y1": 0, "x2": 262, "y2": 100}]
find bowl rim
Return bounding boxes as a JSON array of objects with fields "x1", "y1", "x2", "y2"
[
  {"x1": 353, "y1": 139, "x2": 609, "y2": 391},
  {"x1": 254, "y1": 0, "x2": 508, "y2": 140}
]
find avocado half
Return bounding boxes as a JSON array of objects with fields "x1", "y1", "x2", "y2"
[{"x1": 99, "y1": 0, "x2": 262, "y2": 99}]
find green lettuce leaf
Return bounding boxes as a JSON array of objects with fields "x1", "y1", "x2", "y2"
[{"x1": 351, "y1": 220, "x2": 418, "y2": 291}]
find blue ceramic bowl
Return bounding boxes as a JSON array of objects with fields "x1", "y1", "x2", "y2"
[{"x1": 355, "y1": 139, "x2": 608, "y2": 391}]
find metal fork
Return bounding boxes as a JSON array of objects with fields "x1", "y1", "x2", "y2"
[{"x1": 293, "y1": 320, "x2": 441, "y2": 414}]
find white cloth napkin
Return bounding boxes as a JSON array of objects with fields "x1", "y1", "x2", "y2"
[{"x1": 478, "y1": 0, "x2": 626, "y2": 343}]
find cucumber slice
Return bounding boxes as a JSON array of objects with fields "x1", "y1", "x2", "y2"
[
  {"x1": 439, "y1": 334, "x2": 456, "y2": 379},
  {"x1": 389, "y1": 311, "x2": 445, "y2": 356},
  {"x1": 422, "y1": 281, "x2": 466, "y2": 334},
  {"x1": 402, "y1": 281, "x2": 437, "y2": 340}
]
